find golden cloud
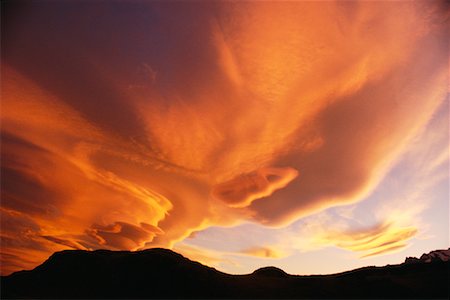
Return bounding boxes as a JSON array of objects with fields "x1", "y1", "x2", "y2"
[
  {"x1": 318, "y1": 222, "x2": 418, "y2": 258},
  {"x1": 240, "y1": 246, "x2": 285, "y2": 259}
]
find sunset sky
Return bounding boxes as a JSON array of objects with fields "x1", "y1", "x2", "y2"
[{"x1": 1, "y1": 1, "x2": 448, "y2": 276}]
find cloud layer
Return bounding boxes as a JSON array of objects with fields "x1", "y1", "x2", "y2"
[{"x1": 1, "y1": 1, "x2": 448, "y2": 274}]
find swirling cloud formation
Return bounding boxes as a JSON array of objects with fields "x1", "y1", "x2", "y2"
[{"x1": 1, "y1": 1, "x2": 447, "y2": 274}]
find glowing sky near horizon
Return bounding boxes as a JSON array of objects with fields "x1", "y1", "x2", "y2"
[{"x1": 1, "y1": 0, "x2": 448, "y2": 275}]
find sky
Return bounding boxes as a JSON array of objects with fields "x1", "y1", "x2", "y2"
[{"x1": 1, "y1": 1, "x2": 448, "y2": 276}]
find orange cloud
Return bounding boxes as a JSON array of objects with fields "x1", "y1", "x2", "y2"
[
  {"x1": 40, "y1": 236, "x2": 88, "y2": 251},
  {"x1": 211, "y1": 167, "x2": 298, "y2": 208},
  {"x1": 1, "y1": 0, "x2": 448, "y2": 274}
]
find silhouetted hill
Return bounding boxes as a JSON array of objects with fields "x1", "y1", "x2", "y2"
[
  {"x1": 252, "y1": 266, "x2": 288, "y2": 278},
  {"x1": 1, "y1": 248, "x2": 449, "y2": 299}
]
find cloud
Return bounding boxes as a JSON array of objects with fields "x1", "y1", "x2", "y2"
[
  {"x1": 240, "y1": 246, "x2": 285, "y2": 259},
  {"x1": 87, "y1": 221, "x2": 161, "y2": 249},
  {"x1": 318, "y1": 222, "x2": 418, "y2": 258},
  {"x1": 1, "y1": 0, "x2": 448, "y2": 274},
  {"x1": 211, "y1": 167, "x2": 298, "y2": 208},
  {"x1": 360, "y1": 245, "x2": 409, "y2": 259},
  {"x1": 40, "y1": 236, "x2": 88, "y2": 251}
]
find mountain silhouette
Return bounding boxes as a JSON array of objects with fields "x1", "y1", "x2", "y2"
[{"x1": 1, "y1": 248, "x2": 449, "y2": 299}]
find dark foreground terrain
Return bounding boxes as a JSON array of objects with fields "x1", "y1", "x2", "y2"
[{"x1": 1, "y1": 248, "x2": 449, "y2": 299}]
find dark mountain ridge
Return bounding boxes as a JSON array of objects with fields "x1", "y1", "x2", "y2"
[{"x1": 1, "y1": 248, "x2": 449, "y2": 299}]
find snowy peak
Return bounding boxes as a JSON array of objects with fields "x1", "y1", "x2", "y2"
[
  {"x1": 419, "y1": 249, "x2": 450, "y2": 262},
  {"x1": 405, "y1": 248, "x2": 450, "y2": 264}
]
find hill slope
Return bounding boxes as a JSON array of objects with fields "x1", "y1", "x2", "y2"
[{"x1": 1, "y1": 248, "x2": 449, "y2": 299}]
